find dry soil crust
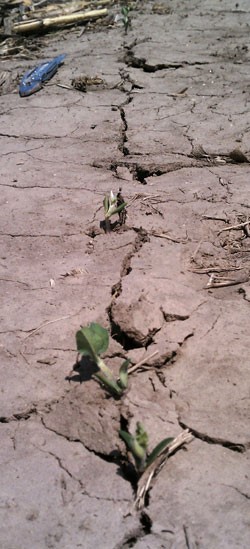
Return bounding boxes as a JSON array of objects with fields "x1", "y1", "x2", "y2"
[{"x1": 0, "y1": 1, "x2": 250, "y2": 548}]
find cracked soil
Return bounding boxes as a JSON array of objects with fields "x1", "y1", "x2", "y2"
[{"x1": 0, "y1": 0, "x2": 250, "y2": 547}]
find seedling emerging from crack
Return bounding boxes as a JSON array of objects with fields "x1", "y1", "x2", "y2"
[
  {"x1": 120, "y1": 424, "x2": 194, "y2": 509},
  {"x1": 103, "y1": 189, "x2": 127, "y2": 232},
  {"x1": 76, "y1": 322, "x2": 129, "y2": 396},
  {"x1": 121, "y1": 6, "x2": 131, "y2": 34},
  {"x1": 119, "y1": 422, "x2": 174, "y2": 473}
]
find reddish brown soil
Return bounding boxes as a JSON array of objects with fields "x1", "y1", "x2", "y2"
[{"x1": 1, "y1": 1, "x2": 250, "y2": 547}]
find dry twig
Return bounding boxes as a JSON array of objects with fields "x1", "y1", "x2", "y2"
[
  {"x1": 151, "y1": 231, "x2": 187, "y2": 244},
  {"x1": 218, "y1": 221, "x2": 250, "y2": 235},
  {"x1": 190, "y1": 239, "x2": 202, "y2": 262},
  {"x1": 128, "y1": 351, "x2": 159, "y2": 374},
  {"x1": 22, "y1": 308, "x2": 85, "y2": 341}
]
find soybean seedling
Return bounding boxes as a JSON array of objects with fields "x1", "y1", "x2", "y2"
[
  {"x1": 76, "y1": 322, "x2": 129, "y2": 397},
  {"x1": 120, "y1": 423, "x2": 193, "y2": 509},
  {"x1": 121, "y1": 6, "x2": 131, "y2": 34},
  {"x1": 103, "y1": 189, "x2": 127, "y2": 232},
  {"x1": 119, "y1": 422, "x2": 174, "y2": 473}
]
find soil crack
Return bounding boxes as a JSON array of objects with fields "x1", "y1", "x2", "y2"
[
  {"x1": 41, "y1": 416, "x2": 122, "y2": 463},
  {"x1": 0, "y1": 406, "x2": 38, "y2": 423},
  {"x1": 115, "y1": 512, "x2": 152, "y2": 549},
  {"x1": 178, "y1": 420, "x2": 247, "y2": 453},
  {"x1": 108, "y1": 227, "x2": 152, "y2": 348},
  {"x1": 224, "y1": 485, "x2": 250, "y2": 501},
  {"x1": 122, "y1": 49, "x2": 183, "y2": 72},
  {"x1": 36, "y1": 446, "x2": 131, "y2": 503},
  {"x1": 0, "y1": 399, "x2": 59, "y2": 423},
  {"x1": 118, "y1": 105, "x2": 129, "y2": 156}
]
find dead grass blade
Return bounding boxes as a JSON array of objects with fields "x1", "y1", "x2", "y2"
[{"x1": 135, "y1": 429, "x2": 193, "y2": 509}]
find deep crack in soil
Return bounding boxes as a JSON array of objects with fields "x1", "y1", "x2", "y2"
[
  {"x1": 108, "y1": 227, "x2": 154, "y2": 349},
  {"x1": 178, "y1": 420, "x2": 247, "y2": 453}
]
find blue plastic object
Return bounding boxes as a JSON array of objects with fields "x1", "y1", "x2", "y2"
[{"x1": 19, "y1": 54, "x2": 66, "y2": 97}]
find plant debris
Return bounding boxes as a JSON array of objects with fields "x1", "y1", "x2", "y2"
[
  {"x1": 218, "y1": 220, "x2": 250, "y2": 236},
  {"x1": 71, "y1": 74, "x2": 105, "y2": 92},
  {"x1": 189, "y1": 144, "x2": 249, "y2": 164},
  {"x1": 205, "y1": 272, "x2": 249, "y2": 289},
  {"x1": 0, "y1": 0, "x2": 110, "y2": 36},
  {"x1": 151, "y1": 230, "x2": 188, "y2": 244},
  {"x1": 61, "y1": 267, "x2": 88, "y2": 277}
]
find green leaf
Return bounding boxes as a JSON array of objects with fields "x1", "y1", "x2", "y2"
[
  {"x1": 118, "y1": 360, "x2": 130, "y2": 389},
  {"x1": 106, "y1": 202, "x2": 127, "y2": 219},
  {"x1": 119, "y1": 430, "x2": 146, "y2": 460},
  {"x1": 146, "y1": 437, "x2": 174, "y2": 468},
  {"x1": 76, "y1": 323, "x2": 109, "y2": 361},
  {"x1": 103, "y1": 194, "x2": 109, "y2": 215},
  {"x1": 120, "y1": 429, "x2": 147, "y2": 472},
  {"x1": 121, "y1": 6, "x2": 130, "y2": 16},
  {"x1": 136, "y1": 422, "x2": 148, "y2": 451},
  {"x1": 114, "y1": 202, "x2": 127, "y2": 214},
  {"x1": 95, "y1": 370, "x2": 123, "y2": 396}
]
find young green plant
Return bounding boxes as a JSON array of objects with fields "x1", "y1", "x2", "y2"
[
  {"x1": 121, "y1": 6, "x2": 131, "y2": 34},
  {"x1": 76, "y1": 322, "x2": 129, "y2": 397},
  {"x1": 103, "y1": 190, "x2": 127, "y2": 232},
  {"x1": 119, "y1": 422, "x2": 174, "y2": 473}
]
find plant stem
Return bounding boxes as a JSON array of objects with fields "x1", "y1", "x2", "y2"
[{"x1": 105, "y1": 218, "x2": 111, "y2": 233}]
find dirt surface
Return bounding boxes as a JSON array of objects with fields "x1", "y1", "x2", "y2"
[{"x1": 1, "y1": 0, "x2": 250, "y2": 547}]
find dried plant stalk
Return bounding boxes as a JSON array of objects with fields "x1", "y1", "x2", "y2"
[
  {"x1": 13, "y1": 9, "x2": 108, "y2": 33},
  {"x1": 205, "y1": 273, "x2": 249, "y2": 289},
  {"x1": 135, "y1": 429, "x2": 193, "y2": 509}
]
